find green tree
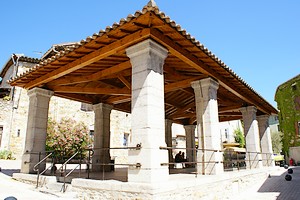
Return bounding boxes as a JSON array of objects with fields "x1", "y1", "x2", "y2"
[
  {"x1": 271, "y1": 131, "x2": 283, "y2": 153},
  {"x1": 234, "y1": 128, "x2": 245, "y2": 148},
  {"x1": 46, "y1": 117, "x2": 92, "y2": 161}
]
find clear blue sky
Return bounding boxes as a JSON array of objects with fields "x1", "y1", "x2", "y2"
[{"x1": 1, "y1": 0, "x2": 299, "y2": 108}]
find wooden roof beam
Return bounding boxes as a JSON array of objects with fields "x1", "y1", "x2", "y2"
[
  {"x1": 55, "y1": 93, "x2": 94, "y2": 104},
  {"x1": 106, "y1": 96, "x2": 131, "y2": 104},
  {"x1": 165, "y1": 77, "x2": 201, "y2": 92},
  {"x1": 149, "y1": 28, "x2": 270, "y2": 114},
  {"x1": 51, "y1": 85, "x2": 131, "y2": 96},
  {"x1": 118, "y1": 74, "x2": 131, "y2": 89},
  {"x1": 23, "y1": 28, "x2": 151, "y2": 89},
  {"x1": 48, "y1": 60, "x2": 132, "y2": 86}
]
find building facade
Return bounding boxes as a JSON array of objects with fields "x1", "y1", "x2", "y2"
[{"x1": 275, "y1": 74, "x2": 300, "y2": 155}]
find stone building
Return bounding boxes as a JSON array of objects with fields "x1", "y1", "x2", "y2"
[
  {"x1": 6, "y1": 1, "x2": 278, "y2": 198},
  {"x1": 0, "y1": 50, "x2": 132, "y2": 162},
  {"x1": 275, "y1": 74, "x2": 300, "y2": 156}
]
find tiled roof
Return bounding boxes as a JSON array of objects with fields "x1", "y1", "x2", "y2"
[{"x1": 8, "y1": 1, "x2": 277, "y2": 117}]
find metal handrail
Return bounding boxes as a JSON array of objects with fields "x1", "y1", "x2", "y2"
[
  {"x1": 159, "y1": 146, "x2": 274, "y2": 175},
  {"x1": 33, "y1": 151, "x2": 54, "y2": 188},
  {"x1": 58, "y1": 151, "x2": 80, "y2": 193},
  {"x1": 88, "y1": 143, "x2": 142, "y2": 151}
]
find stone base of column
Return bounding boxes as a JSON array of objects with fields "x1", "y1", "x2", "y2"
[
  {"x1": 128, "y1": 148, "x2": 169, "y2": 183},
  {"x1": 128, "y1": 167, "x2": 169, "y2": 183},
  {"x1": 21, "y1": 153, "x2": 45, "y2": 174},
  {"x1": 92, "y1": 154, "x2": 112, "y2": 172}
]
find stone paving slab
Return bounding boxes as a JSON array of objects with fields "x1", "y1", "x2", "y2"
[
  {"x1": 232, "y1": 166, "x2": 300, "y2": 200},
  {"x1": 0, "y1": 159, "x2": 76, "y2": 200}
]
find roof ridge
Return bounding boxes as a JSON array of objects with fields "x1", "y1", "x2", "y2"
[{"x1": 147, "y1": 0, "x2": 157, "y2": 7}]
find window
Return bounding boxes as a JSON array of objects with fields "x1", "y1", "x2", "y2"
[
  {"x1": 225, "y1": 128, "x2": 228, "y2": 139},
  {"x1": 292, "y1": 83, "x2": 297, "y2": 91},
  {"x1": 123, "y1": 133, "x2": 129, "y2": 146}
]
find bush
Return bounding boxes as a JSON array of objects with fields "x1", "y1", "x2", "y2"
[
  {"x1": 0, "y1": 150, "x2": 15, "y2": 160},
  {"x1": 234, "y1": 128, "x2": 245, "y2": 148},
  {"x1": 46, "y1": 117, "x2": 92, "y2": 162}
]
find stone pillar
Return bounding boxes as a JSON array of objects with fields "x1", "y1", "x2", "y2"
[
  {"x1": 126, "y1": 39, "x2": 169, "y2": 183},
  {"x1": 191, "y1": 78, "x2": 223, "y2": 175},
  {"x1": 240, "y1": 106, "x2": 263, "y2": 169},
  {"x1": 165, "y1": 119, "x2": 174, "y2": 168},
  {"x1": 257, "y1": 115, "x2": 275, "y2": 167},
  {"x1": 21, "y1": 88, "x2": 53, "y2": 173},
  {"x1": 184, "y1": 125, "x2": 196, "y2": 167},
  {"x1": 92, "y1": 103, "x2": 113, "y2": 172}
]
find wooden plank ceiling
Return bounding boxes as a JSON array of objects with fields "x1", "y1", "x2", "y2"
[{"x1": 9, "y1": 4, "x2": 278, "y2": 125}]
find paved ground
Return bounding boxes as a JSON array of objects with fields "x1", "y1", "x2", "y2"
[
  {"x1": 0, "y1": 160, "x2": 74, "y2": 200},
  {"x1": 232, "y1": 166, "x2": 300, "y2": 200},
  {"x1": 0, "y1": 159, "x2": 298, "y2": 200}
]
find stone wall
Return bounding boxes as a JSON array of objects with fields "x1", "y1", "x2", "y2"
[
  {"x1": 72, "y1": 167, "x2": 277, "y2": 200},
  {"x1": 0, "y1": 98, "x2": 12, "y2": 150}
]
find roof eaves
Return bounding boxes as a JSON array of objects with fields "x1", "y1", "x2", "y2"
[
  {"x1": 7, "y1": 2, "x2": 278, "y2": 113},
  {"x1": 149, "y1": 7, "x2": 277, "y2": 112}
]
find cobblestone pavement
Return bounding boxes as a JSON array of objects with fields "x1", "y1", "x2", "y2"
[{"x1": 233, "y1": 166, "x2": 300, "y2": 200}]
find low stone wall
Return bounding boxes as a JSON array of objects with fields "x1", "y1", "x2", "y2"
[
  {"x1": 72, "y1": 167, "x2": 281, "y2": 200},
  {"x1": 13, "y1": 173, "x2": 57, "y2": 187}
]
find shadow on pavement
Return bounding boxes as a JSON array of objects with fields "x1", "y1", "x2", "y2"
[
  {"x1": 1, "y1": 169, "x2": 20, "y2": 177},
  {"x1": 258, "y1": 166, "x2": 300, "y2": 200}
]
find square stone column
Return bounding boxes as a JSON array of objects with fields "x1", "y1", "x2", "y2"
[
  {"x1": 184, "y1": 125, "x2": 196, "y2": 167},
  {"x1": 191, "y1": 78, "x2": 224, "y2": 175},
  {"x1": 92, "y1": 103, "x2": 113, "y2": 172},
  {"x1": 165, "y1": 119, "x2": 174, "y2": 168},
  {"x1": 21, "y1": 88, "x2": 53, "y2": 173},
  {"x1": 257, "y1": 115, "x2": 275, "y2": 167},
  {"x1": 240, "y1": 106, "x2": 263, "y2": 169},
  {"x1": 126, "y1": 39, "x2": 169, "y2": 183}
]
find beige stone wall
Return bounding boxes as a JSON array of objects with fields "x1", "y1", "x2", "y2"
[
  {"x1": 1, "y1": 80, "x2": 132, "y2": 162},
  {"x1": 0, "y1": 98, "x2": 12, "y2": 150},
  {"x1": 110, "y1": 110, "x2": 131, "y2": 165}
]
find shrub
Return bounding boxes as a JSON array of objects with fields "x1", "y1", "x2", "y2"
[
  {"x1": 0, "y1": 150, "x2": 15, "y2": 160},
  {"x1": 234, "y1": 128, "x2": 245, "y2": 148},
  {"x1": 46, "y1": 117, "x2": 92, "y2": 162}
]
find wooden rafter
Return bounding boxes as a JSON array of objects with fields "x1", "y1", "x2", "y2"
[
  {"x1": 149, "y1": 28, "x2": 270, "y2": 114},
  {"x1": 48, "y1": 61, "x2": 132, "y2": 86},
  {"x1": 165, "y1": 77, "x2": 201, "y2": 92},
  {"x1": 118, "y1": 74, "x2": 131, "y2": 89},
  {"x1": 51, "y1": 85, "x2": 131, "y2": 95},
  {"x1": 24, "y1": 28, "x2": 151, "y2": 89}
]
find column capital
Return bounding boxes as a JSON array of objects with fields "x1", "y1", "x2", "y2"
[
  {"x1": 192, "y1": 78, "x2": 219, "y2": 100},
  {"x1": 191, "y1": 78, "x2": 219, "y2": 91},
  {"x1": 126, "y1": 39, "x2": 168, "y2": 61},
  {"x1": 93, "y1": 103, "x2": 113, "y2": 112},
  {"x1": 240, "y1": 106, "x2": 257, "y2": 114},
  {"x1": 27, "y1": 87, "x2": 53, "y2": 98},
  {"x1": 165, "y1": 119, "x2": 173, "y2": 128},
  {"x1": 257, "y1": 114, "x2": 270, "y2": 122},
  {"x1": 184, "y1": 124, "x2": 196, "y2": 131}
]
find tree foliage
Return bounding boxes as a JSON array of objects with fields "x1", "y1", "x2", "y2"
[
  {"x1": 234, "y1": 128, "x2": 245, "y2": 148},
  {"x1": 271, "y1": 131, "x2": 283, "y2": 154},
  {"x1": 46, "y1": 117, "x2": 92, "y2": 161}
]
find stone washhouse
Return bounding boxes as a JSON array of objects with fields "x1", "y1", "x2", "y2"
[{"x1": 8, "y1": 1, "x2": 278, "y2": 199}]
